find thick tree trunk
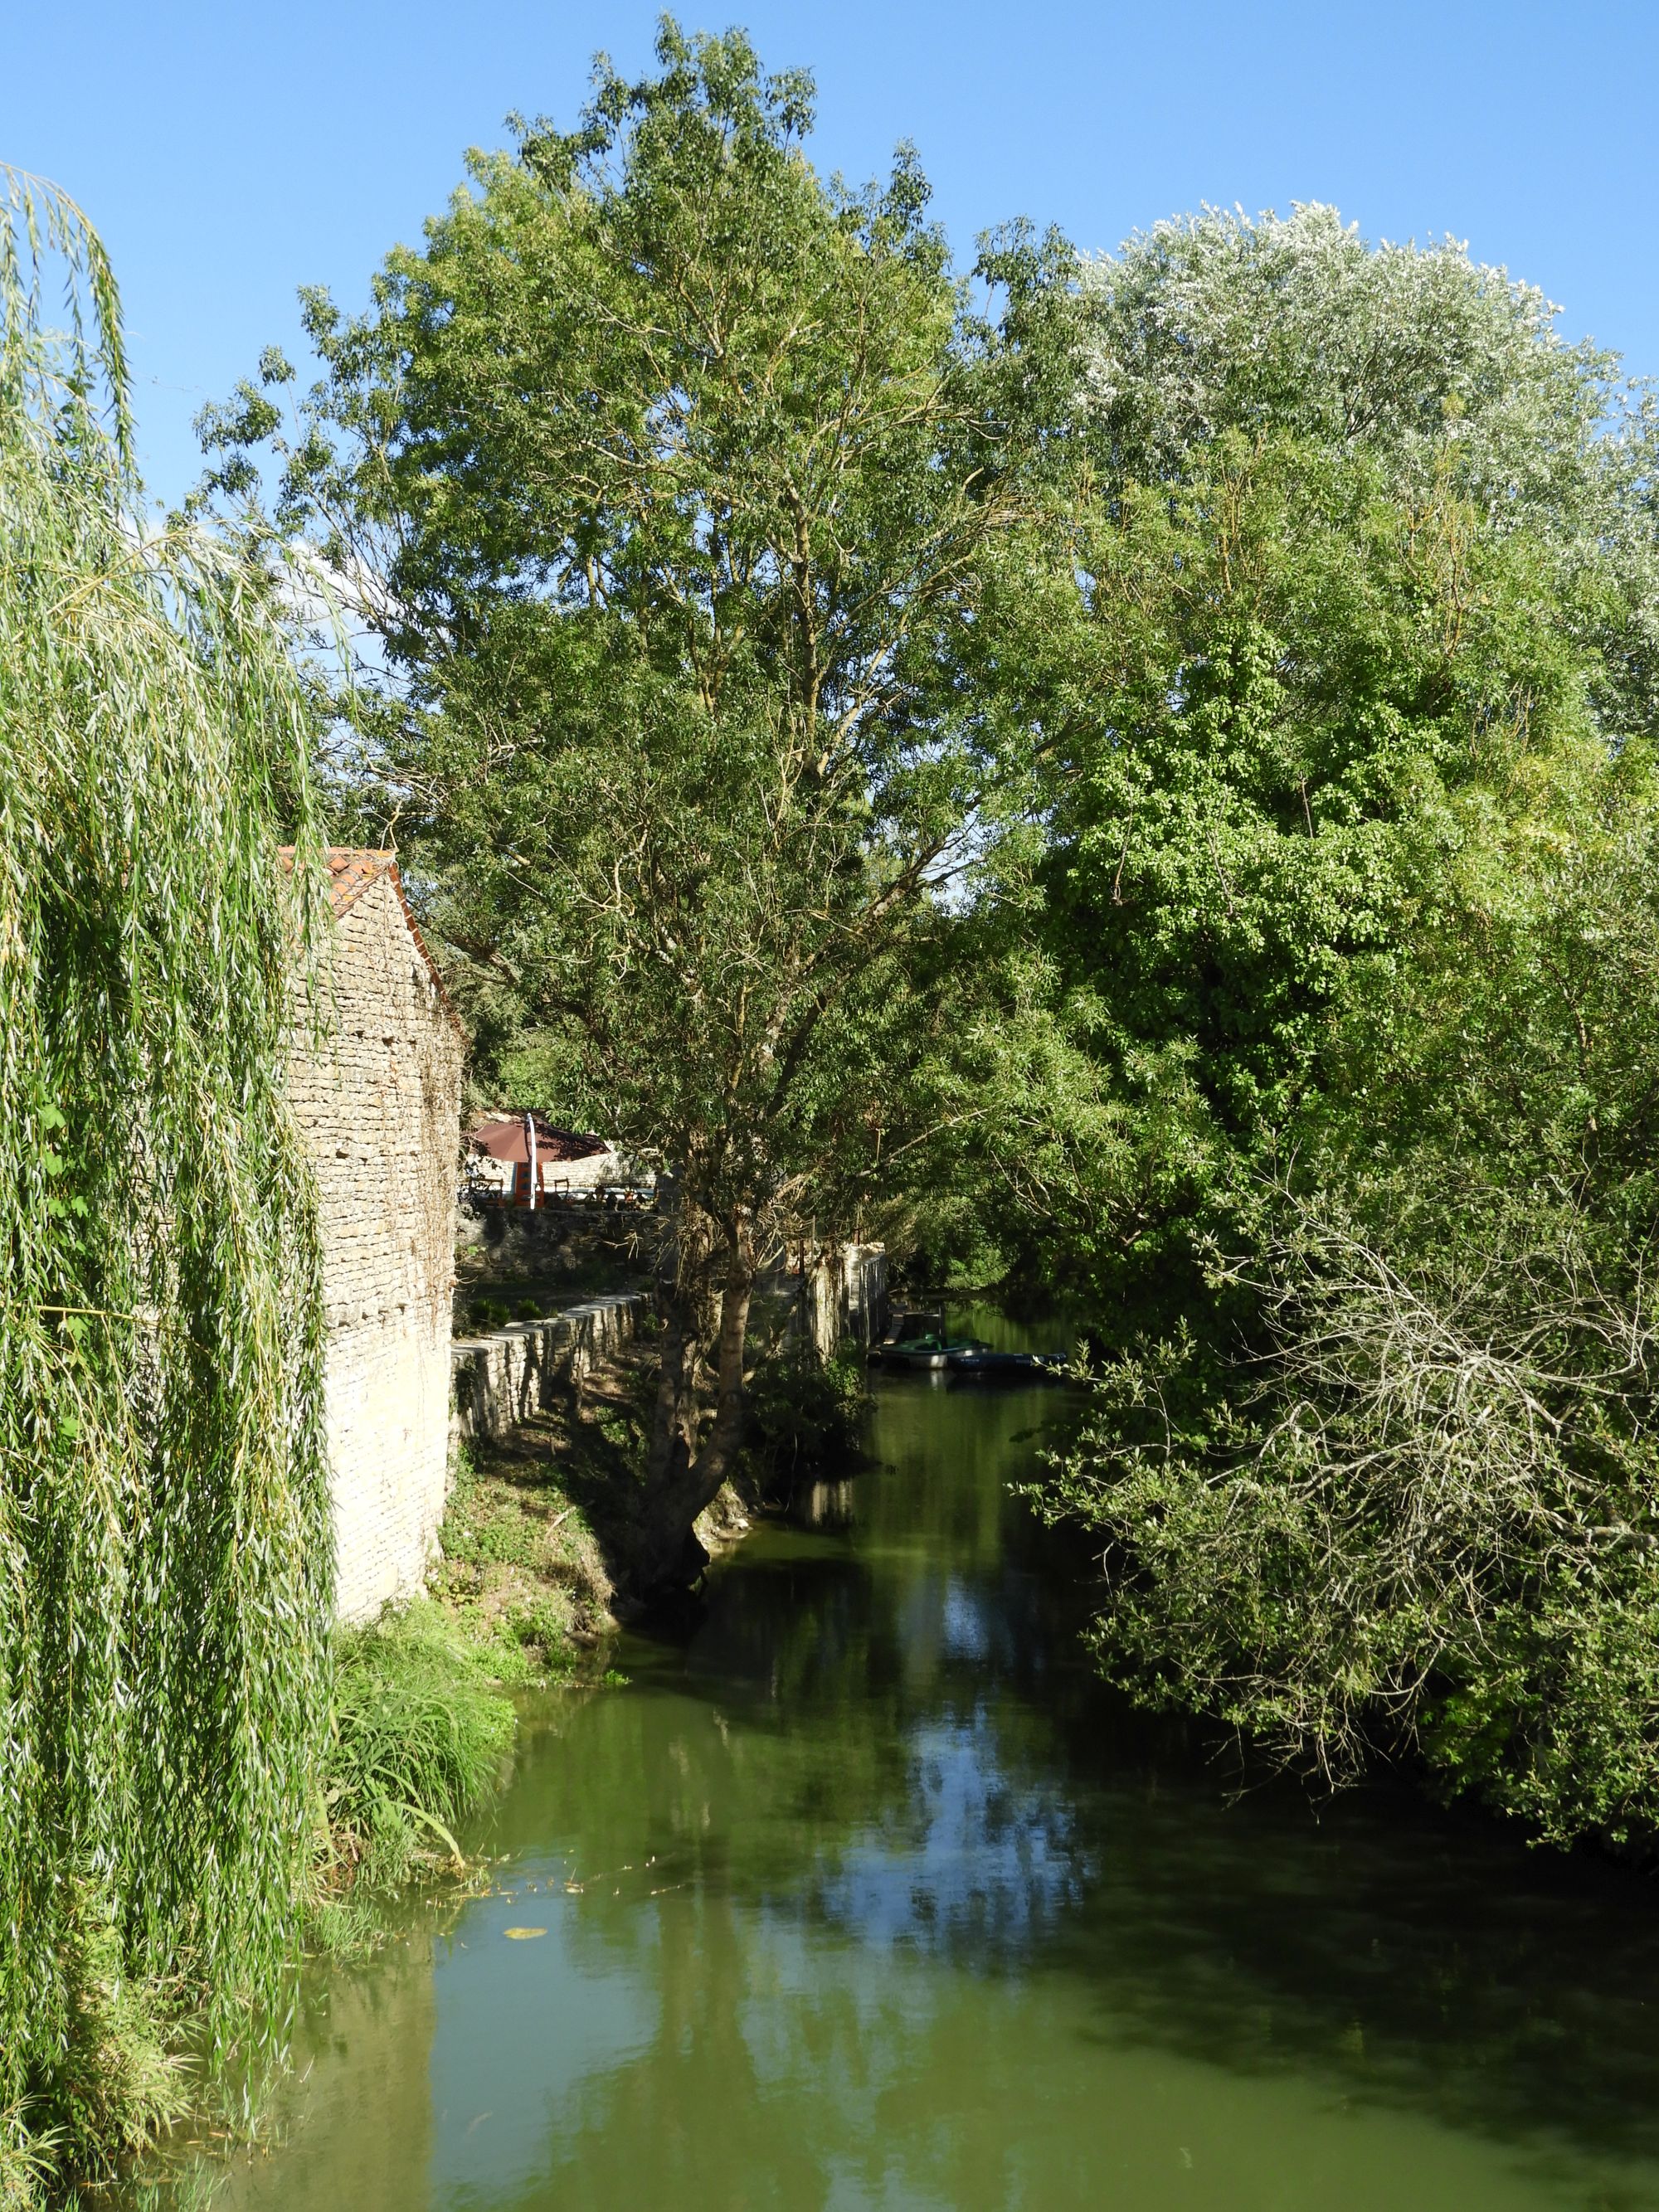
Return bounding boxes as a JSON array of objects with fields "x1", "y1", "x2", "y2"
[{"x1": 633, "y1": 1213, "x2": 756, "y2": 1595}]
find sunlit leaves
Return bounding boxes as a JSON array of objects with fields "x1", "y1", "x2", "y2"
[{"x1": 1, "y1": 190, "x2": 330, "y2": 2180}]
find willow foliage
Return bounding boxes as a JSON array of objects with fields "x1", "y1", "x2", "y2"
[{"x1": 0, "y1": 172, "x2": 331, "y2": 2182}]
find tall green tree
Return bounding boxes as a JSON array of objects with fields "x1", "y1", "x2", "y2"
[
  {"x1": 205, "y1": 24, "x2": 1039, "y2": 1585},
  {"x1": 971, "y1": 206, "x2": 1659, "y2": 1322},
  {"x1": 1007, "y1": 207, "x2": 1659, "y2": 1848},
  {"x1": 1, "y1": 170, "x2": 329, "y2": 2192}
]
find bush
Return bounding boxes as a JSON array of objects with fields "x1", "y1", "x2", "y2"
[
  {"x1": 320, "y1": 1604, "x2": 515, "y2": 1894},
  {"x1": 1036, "y1": 1182, "x2": 1659, "y2": 1850},
  {"x1": 747, "y1": 1344, "x2": 868, "y2": 1481},
  {"x1": 42, "y1": 1890, "x2": 187, "y2": 2181}
]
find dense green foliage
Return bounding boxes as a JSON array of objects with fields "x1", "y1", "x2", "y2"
[
  {"x1": 1019, "y1": 208, "x2": 1659, "y2": 1850},
  {"x1": 201, "y1": 24, "x2": 1044, "y2": 1585},
  {"x1": 745, "y1": 1344, "x2": 868, "y2": 1485},
  {"x1": 0, "y1": 173, "x2": 332, "y2": 2195},
  {"x1": 193, "y1": 35, "x2": 1659, "y2": 1858}
]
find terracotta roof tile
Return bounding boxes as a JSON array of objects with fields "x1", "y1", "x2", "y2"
[
  {"x1": 319, "y1": 848, "x2": 398, "y2": 917},
  {"x1": 279, "y1": 846, "x2": 465, "y2": 1041}
]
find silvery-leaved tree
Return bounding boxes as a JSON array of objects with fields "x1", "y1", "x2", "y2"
[
  {"x1": 2, "y1": 167, "x2": 329, "y2": 2189},
  {"x1": 199, "y1": 23, "x2": 1047, "y2": 1587},
  {"x1": 1073, "y1": 202, "x2": 1659, "y2": 737}
]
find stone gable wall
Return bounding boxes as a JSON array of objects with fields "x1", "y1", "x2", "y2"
[{"x1": 288, "y1": 874, "x2": 464, "y2": 1621}]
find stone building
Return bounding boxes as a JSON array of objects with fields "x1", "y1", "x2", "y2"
[{"x1": 285, "y1": 849, "x2": 465, "y2": 1621}]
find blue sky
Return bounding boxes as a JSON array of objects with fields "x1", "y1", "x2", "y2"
[{"x1": 5, "y1": 2, "x2": 1655, "y2": 508}]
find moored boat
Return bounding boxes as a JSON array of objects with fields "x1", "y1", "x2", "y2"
[
  {"x1": 876, "y1": 1333, "x2": 978, "y2": 1371},
  {"x1": 946, "y1": 1347, "x2": 1067, "y2": 1383}
]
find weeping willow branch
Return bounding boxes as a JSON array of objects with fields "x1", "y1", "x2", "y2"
[
  {"x1": 0, "y1": 175, "x2": 330, "y2": 2192},
  {"x1": 1, "y1": 162, "x2": 130, "y2": 465}
]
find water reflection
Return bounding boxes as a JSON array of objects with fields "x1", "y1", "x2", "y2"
[
  {"x1": 192, "y1": 1309, "x2": 1659, "y2": 2212},
  {"x1": 817, "y1": 1709, "x2": 1091, "y2": 1957},
  {"x1": 793, "y1": 1475, "x2": 859, "y2": 1529}
]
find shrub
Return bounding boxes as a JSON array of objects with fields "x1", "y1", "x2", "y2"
[
  {"x1": 1035, "y1": 1184, "x2": 1659, "y2": 1850},
  {"x1": 320, "y1": 1605, "x2": 515, "y2": 1893},
  {"x1": 747, "y1": 1344, "x2": 867, "y2": 1481}
]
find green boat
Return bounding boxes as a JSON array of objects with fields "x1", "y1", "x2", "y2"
[{"x1": 876, "y1": 1332, "x2": 979, "y2": 1372}]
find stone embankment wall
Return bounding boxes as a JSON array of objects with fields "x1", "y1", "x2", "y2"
[
  {"x1": 800, "y1": 1242, "x2": 889, "y2": 1359},
  {"x1": 453, "y1": 1291, "x2": 649, "y2": 1447},
  {"x1": 287, "y1": 854, "x2": 465, "y2": 1623},
  {"x1": 451, "y1": 1245, "x2": 883, "y2": 1451}
]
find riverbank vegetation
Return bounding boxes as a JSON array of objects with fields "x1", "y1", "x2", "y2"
[
  {"x1": 194, "y1": 28, "x2": 1659, "y2": 1855},
  {"x1": 316, "y1": 1608, "x2": 516, "y2": 1918},
  {"x1": 1011, "y1": 209, "x2": 1659, "y2": 1853},
  {"x1": 15, "y1": 27, "x2": 1659, "y2": 2192},
  {"x1": 435, "y1": 1410, "x2": 648, "y2": 1663},
  {"x1": 0, "y1": 172, "x2": 336, "y2": 2201},
  {"x1": 431, "y1": 1325, "x2": 830, "y2": 1655}
]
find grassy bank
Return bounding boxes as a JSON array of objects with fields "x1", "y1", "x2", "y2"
[
  {"x1": 305, "y1": 1349, "x2": 674, "y2": 1952},
  {"x1": 308, "y1": 1605, "x2": 518, "y2": 1952}
]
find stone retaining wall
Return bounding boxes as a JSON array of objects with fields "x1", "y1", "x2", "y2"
[
  {"x1": 451, "y1": 1291, "x2": 649, "y2": 1448},
  {"x1": 803, "y1": 1242, "x2": 888, "y2": 1358}
]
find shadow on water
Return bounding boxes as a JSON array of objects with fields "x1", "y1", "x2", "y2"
[{"x1": 178, "y1": 1305, "x2": 1659, "y2": 2212}]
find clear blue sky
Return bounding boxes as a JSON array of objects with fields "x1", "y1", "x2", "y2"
[{"x1": 6, "y1": 2, "x2": 1655, "y2": 508}]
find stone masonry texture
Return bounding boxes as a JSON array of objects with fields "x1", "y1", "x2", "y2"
[
  {"x1": 450, "y1": 1292, "x2": 649, "y2": 1448},
  {"x1": 288, "y1": 861, "x2": 465, "y2": 1622}
]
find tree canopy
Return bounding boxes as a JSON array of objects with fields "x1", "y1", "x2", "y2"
[
  {"x1": 196, "y1": 43, "x2": 1659, "y2": 1853},
  {"x1": 202, "y1": 23, "x2": 1045, "y2": 1582},
  {"x1": 1011, "y1": 206, "x2": 1659, "y2": 1847}
]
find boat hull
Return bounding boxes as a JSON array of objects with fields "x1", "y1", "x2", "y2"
[{"x1": 947, "y1": 1351, "x2": 1065, "y2": 1383}]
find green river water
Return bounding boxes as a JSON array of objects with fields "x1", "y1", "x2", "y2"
[{"x1": 200, "y1": 1310, "x2": 1659, "y2": 2211}]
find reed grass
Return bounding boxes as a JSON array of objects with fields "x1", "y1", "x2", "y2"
[
  {"x1": 1, "y1": 169, "x2": 332, "y2": 2195},
  {"x1": 319, "y1": 1603, "x2": 515, "y2": 1895}
]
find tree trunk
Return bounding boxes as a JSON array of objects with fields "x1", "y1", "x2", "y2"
[{"x1": 633, "y1": 1211, "x2": 756, "y2": 1595}]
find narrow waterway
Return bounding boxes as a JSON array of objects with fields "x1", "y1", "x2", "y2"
[{"x1": 203, "y1": 1310, "x2": 1659, "y2": 2210}]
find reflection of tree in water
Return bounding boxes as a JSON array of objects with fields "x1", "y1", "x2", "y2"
[
  {"x1": 460, "y1": 1353, "x2": 1659, "y2": 2202},
  {"x1": 815, "y1": 1706, "x2": 1091, "y2": 1959},
  {"x1": 1041, "y1": 1748, "x2": 1659, "y2": 2185}
]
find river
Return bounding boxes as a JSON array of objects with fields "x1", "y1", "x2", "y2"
[{"x1": 197, "y1": 1307, "x2": 1659, "y2": 2210}]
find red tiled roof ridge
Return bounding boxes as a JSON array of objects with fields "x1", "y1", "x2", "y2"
[
  {"x1": 277, "y1": 845, "x2": 465, "y2": 1042},
  {"x1": 277, "y1": 844, "x2": 397, "y2": 918}
]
